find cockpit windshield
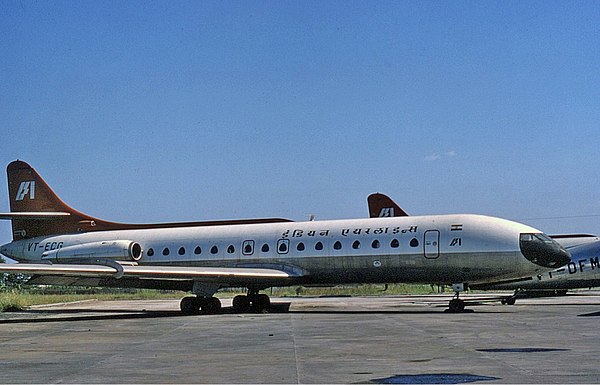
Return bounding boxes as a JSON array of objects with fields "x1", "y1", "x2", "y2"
[{"x1": 520, "y1": 233, "x2": 570, "y2": 268}]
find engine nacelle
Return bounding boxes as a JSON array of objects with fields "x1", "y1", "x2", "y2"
[{"x1": 42, "y1": 240, "x2": 143, "y2": 262}]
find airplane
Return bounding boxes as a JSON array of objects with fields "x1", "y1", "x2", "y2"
[
  {"x1": 472, "y1": 239, "x2": 600, "y2": 303},
  {"x1": 0, "y1": 161, "x2": 570, "y2": 314},
  {"x1": 367, "y1": 192, "x2": 600, "y2": 303}
]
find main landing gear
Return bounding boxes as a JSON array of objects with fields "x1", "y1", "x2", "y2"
[
  {"x1": 500, "y1": 289, "x2": 568, "y2": 305},
  {"x1": 179, "y1": 289, "x2": 272, "y2": 315},
  {"x1": 232, "y1": 289, "x2": 271, "y2": 313},
  {"x1": 180, "y1": 296, "x2": 222, "y2": 315},
  {"x1": 500, "y1": 294, "x2": 517, "y2": 306}
]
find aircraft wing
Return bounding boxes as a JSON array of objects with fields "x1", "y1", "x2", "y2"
[{"x1": 0, "y1": 263, "x2": 299, "y2": 288}]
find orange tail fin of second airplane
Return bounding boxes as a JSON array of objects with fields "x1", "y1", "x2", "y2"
[
  {"x1": 3, "y1": 160, "x2": 293, "y2": 241},
  {"x1": 367, "y1": 193, "x2": 409, "y2": 218}
]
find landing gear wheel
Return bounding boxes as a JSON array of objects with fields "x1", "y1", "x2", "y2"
[
  {"x1": 448, "y1": 298, "x2": 465, "y2": 313},
  {"x1": 252, "y1": 294, "x2": 271, "y2": 313},
  {"x1": 180, "y1": 296, "x2": 221, "y2": 315},
  {"x1": 210, "y1": 297, "x2": 222, "y2": 312},
  {"x1": 197, "y1": 296, "x2": 222, "y2": 314},
  {"x1": 180, "y1": 296, "x2": 200, "y2": 315},
  {"x1": 197, "y1": 297, "x2": 211, "y2": 314},
  {"x1": 502, "y1": 289, "x2": 521, "y2": 305},
  {"x1": 232, "y1": 293, "x2": 272, "y2": 313},
  {"x1": 233, "y1": 295, "x2": 251, "y2": 313}
]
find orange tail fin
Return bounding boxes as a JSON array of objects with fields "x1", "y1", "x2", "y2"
[
  {"x1": 367, "y1": 193, "x2": 409, "y2": 218},
  {"x1": 6, "y1": 160, "x2": 104, "y2": 240},
  {"x1": 3, "y1": 160, "x2": 293, "y2": 241}
]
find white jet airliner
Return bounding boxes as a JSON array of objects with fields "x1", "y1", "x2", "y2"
[
  {"x1": 368, "y1": 192, "x2": 599, "y2": 303},
  {"x1": 0, "y1": 161, "x2": 570, "y2": 313}
]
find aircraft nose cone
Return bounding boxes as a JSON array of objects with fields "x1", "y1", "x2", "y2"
[
  {"x1": 0, "y1": 242, "x2": 20, "y2": 260},
  {"x1": 520, "y1": 233, "x2": 571, "y2": 268}
]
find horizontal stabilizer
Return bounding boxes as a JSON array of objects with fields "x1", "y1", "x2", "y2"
[
  {"x1": 0, "y1": 263, "x2": 117, "y2": 276},
  {"x1": 0, "y1": 212, "x2": 71, "y2": 220}
]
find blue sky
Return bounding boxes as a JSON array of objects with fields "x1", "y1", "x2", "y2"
[{"x1": 1, "y1": 1, "x2": 599, "y2": 246}]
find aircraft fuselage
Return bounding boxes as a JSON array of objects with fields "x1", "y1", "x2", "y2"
[{"x1": 1, "y1": 214, "x2": 567, "y2": 287}]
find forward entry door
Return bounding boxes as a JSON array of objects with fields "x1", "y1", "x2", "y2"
[{"x1": 424, "y1": 230, "x2": 440, "y2": 259}]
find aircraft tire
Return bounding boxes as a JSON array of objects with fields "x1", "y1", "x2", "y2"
[
  {"x1": 252, "y1": 294, "x2": 271, "y2": 313},
  {"x1": 197, "y1": 297, "x2": 212, "y2": 314},
  {"x1": 448, "y1": 298, "x2": 465, "y2": 313},
  {"x1": 180, "y1": 296, "x2": 200, "y2": 315},
  {"x1": 233, "y1": 295, "x2": 251, "y2": 313},
  {"x1": 210, "y1": 297, "x2": 222, "y2": 313}
]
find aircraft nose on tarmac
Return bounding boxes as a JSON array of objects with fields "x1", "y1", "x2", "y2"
[{"x1": 519, "y1": 233, "x2": 571, "y2": 268}]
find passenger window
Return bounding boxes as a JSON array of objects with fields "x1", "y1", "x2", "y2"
[
  {"x1": 390, "y1": 239, "x2": 400, "y2": 248},
  {"x1": 261, "y1": 244, "x2": 270, "y2": 253},
  {"x1": 147, "y1": 248, "x2": 154, "y2": 257},
  {"x1": 227, "y1": 245, "x2": 235, "y2": 254},
  {"x1": 194, "y1": 246, "x2": 202, "y2": 255},
  {"x1": 163, "y1": 248, "x2": 170, "y2": 256},
  {"x1": 211, "y1": 245, "x2": 219, "y2": 254},
  {"x1": 315, "y1": 241, "x2": 323, "y2": 251},
  {"x1": 297, "y1": 242, "x2": 305, "y2": 251},
  {"x1": 178, "y1": 247, "x2": 185, "y2": 255},
  {"x1": 333, "y1": 241, "x2": 342, "y2": 250},
  {"x1": 372, "y1": 240, "x2": 381, "y2": 249},
  {"x1": 352, "y1": 240, "x2": 361, "y2": 249}
]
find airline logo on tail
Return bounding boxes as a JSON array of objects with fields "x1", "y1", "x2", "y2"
[
  {"x1": 15, "y1": 181, "x2": 35, "y2": 201},
  {"x1": 378, "y1": 207, "x2": 395, "y2": 217}
]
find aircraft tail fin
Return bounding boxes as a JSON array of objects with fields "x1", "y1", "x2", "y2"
[
  {"x1": 5, "y1": 160, "x2": 103, "y2": 240},
  {"x1": 367, "y1": 193, "x2": 409, "y2": 218},
  {"x1": 3, "y1": 160, "x2": 294, "y2": 241}
]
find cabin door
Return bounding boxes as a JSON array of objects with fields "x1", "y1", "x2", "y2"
[{"x1": 424, "y1": 230, "x2": 440, "y2": 259}]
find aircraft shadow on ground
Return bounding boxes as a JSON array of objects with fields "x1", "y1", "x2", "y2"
[
  {"x1": 0, "y1": 309, "x2": 187, "y2": 324},
  {"x1": 0, "y1": 303, "x2": 291, "y2": 324},
  {"x1": 289, "y1": 309, "x2": 509, "y2": 315},
  {"x1": 0, "y1": 302, "x2": 511, "y2": 323},
  {"x1": 577, "y1": 310, "x2": 600, "y2": 317}
]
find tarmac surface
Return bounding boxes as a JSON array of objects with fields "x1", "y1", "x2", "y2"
[{"x1": 0, "y1": 292, "x2": 599, "y2": 384}]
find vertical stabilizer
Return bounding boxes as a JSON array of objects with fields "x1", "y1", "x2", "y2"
[
  {"x1": 367, "y1": 193, "x2": 409, "y2": 218},
  {"x1": 4, "y1": 160, "x2": 294, "y2": 241},
  {"x1": 7, "y1": 160, "x2": 103, "y2": 240}
]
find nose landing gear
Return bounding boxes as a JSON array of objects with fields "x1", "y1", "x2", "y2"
[
  {"x1": 446, "y1": 283, "x2": 469, "y2": 313},
  {"x1": 448, "y1": 296, "x2": 465, "y2": 312}
]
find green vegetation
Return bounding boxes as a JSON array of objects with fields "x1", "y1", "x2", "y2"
[
  {"x1": 0, "y1": 289, "x2": 184, "y2": 312},
  {"x1": 269, "y1": 283, "x2": 437, "y2": 297},
  {"x1": 0, "y1": 284, "x2": 442, "y2": 312}
]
